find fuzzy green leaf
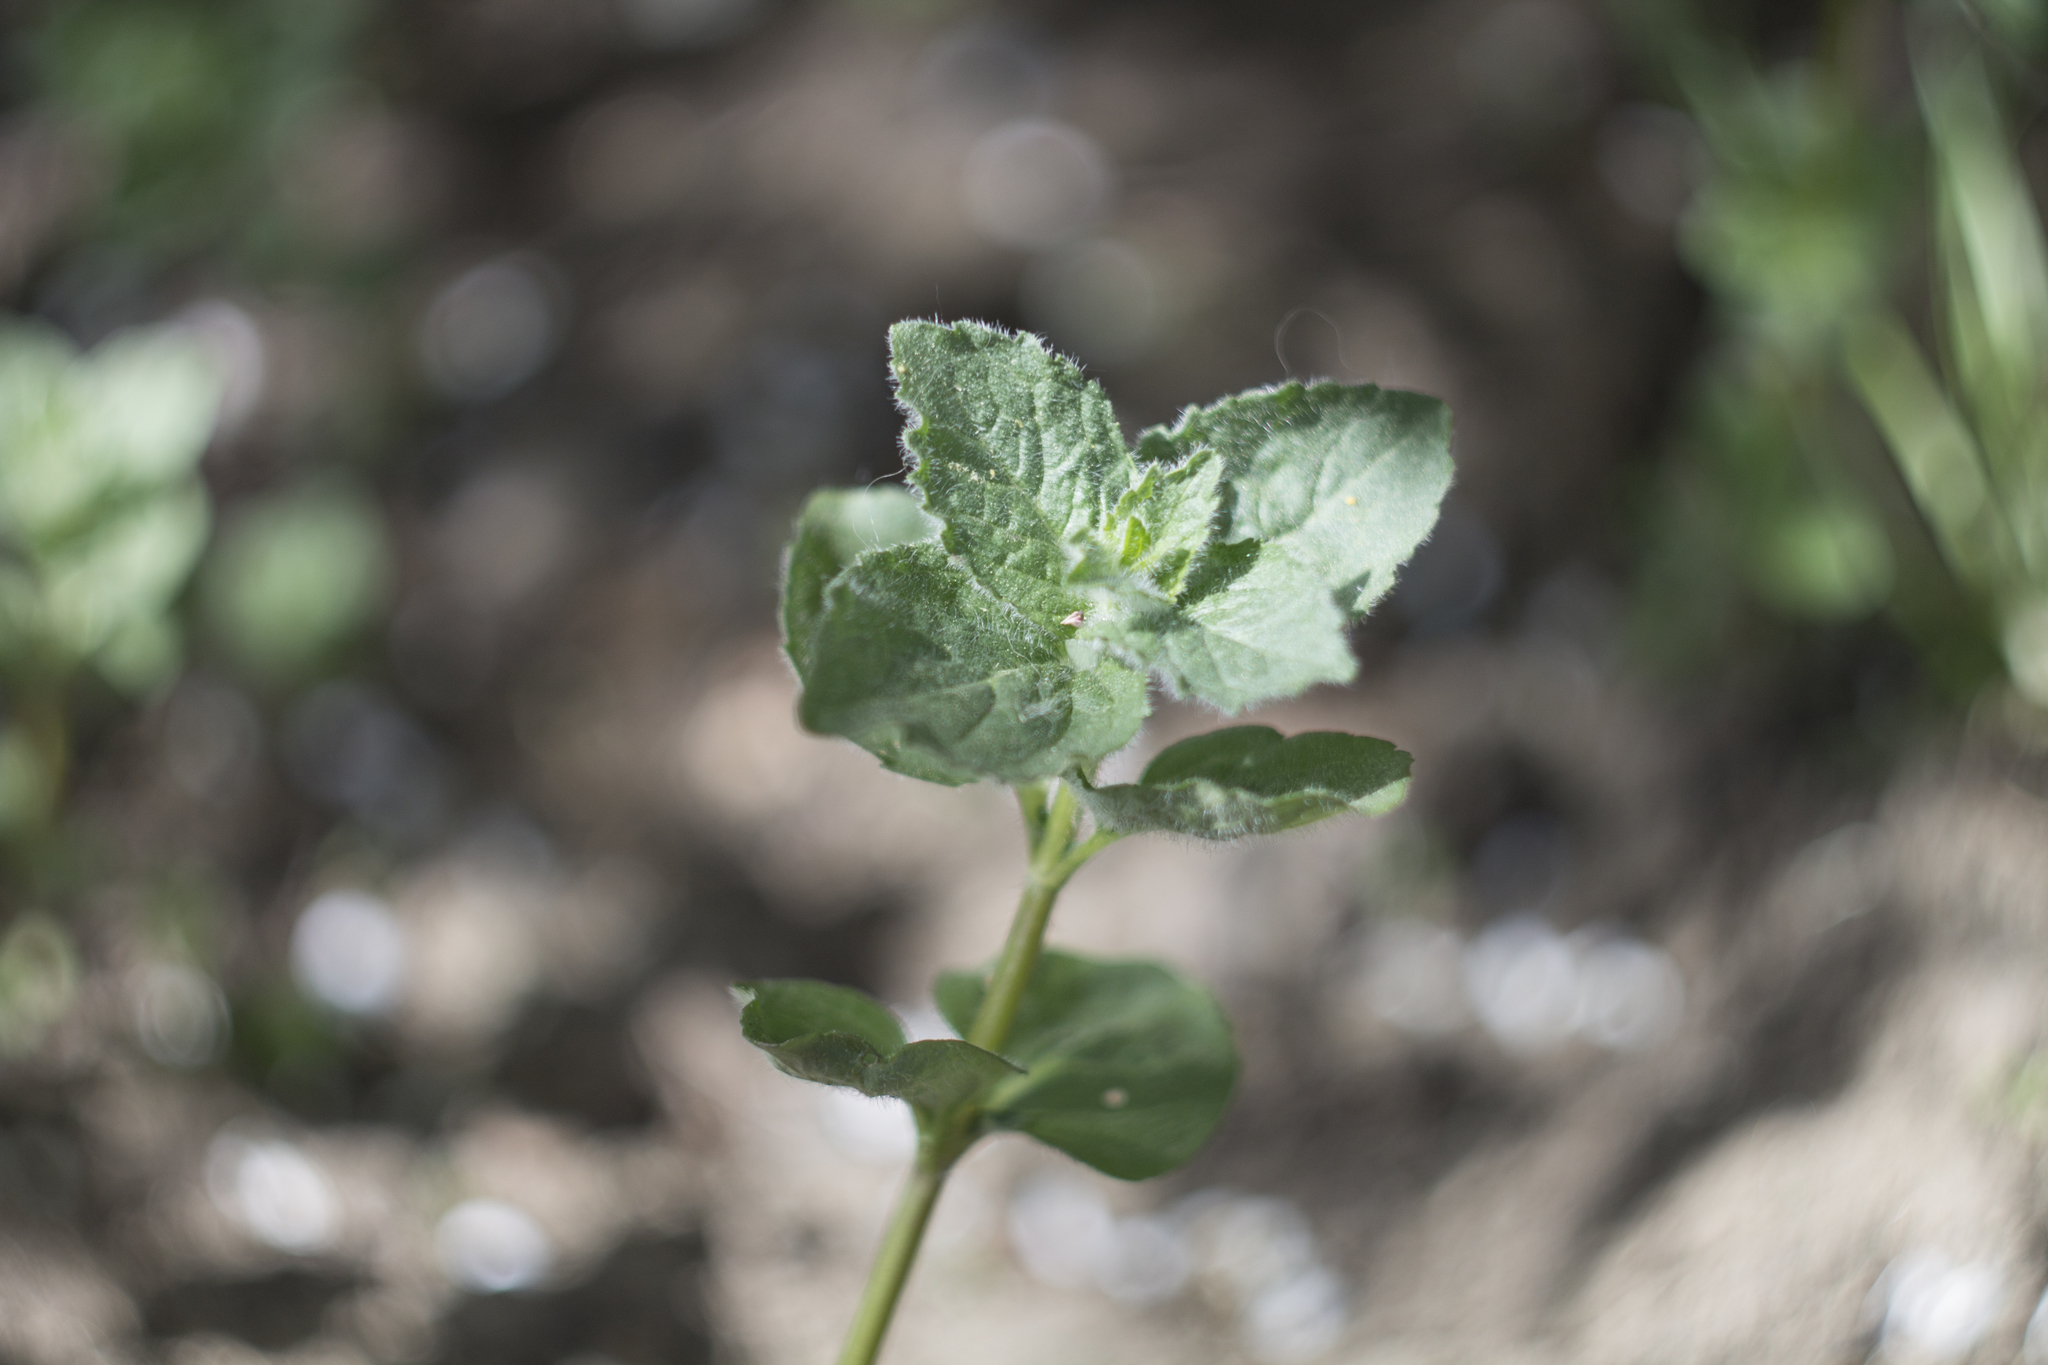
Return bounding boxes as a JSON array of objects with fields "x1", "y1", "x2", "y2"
[
  {"x1": 1110, "y1": 447, "x2": 1225, "y2": 597},
  {"x1": 935, "y1": 950, "x2": 1237, "y2": 1180},
  {"x1": 782, "y1": 485, "x2": 939, "y2": 678},
  {"x1": 1120, "y1": 382, "x2": 1454, "y2": 708},
  {"x1": 780, "y1": 321, "x2": 1451, "y2": 786},
  {"x1": 1149, "y1": 383, "x2": 1454, "y2": 615},
  {"x1": 892, "y1": 320, "x2": 1130, "y2": 552},
  {"x1": 1085, "y1": 548, "x2": 1356, "y2": 714},
  {"x1": 1078, "y1": 725, "x2": 1412, "y2": 840},
  {"x1": 793, "y1": 542, "x2": 1147, "y2": 786},
  {"x1": 736, "y1": 979, "x2": 1018, "y2": 1118},
  {"x1": 733, "y1": 982, "x2": 901, "y2": 1064}
]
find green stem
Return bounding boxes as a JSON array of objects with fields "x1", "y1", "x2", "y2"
[
  {"x1": 833, "y1": 1157, "x2": 947, "y2": 1365},
  {"x1": 832, "y1": 778, "x2": 1115, "y2": 1365},
  {"x1": 966, "y1": 783, "x2": 1078, "y2": 1052}
]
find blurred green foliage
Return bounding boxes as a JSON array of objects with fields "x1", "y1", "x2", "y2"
[
  {"x1": 1679, "y1": 52, "x2": 1909, "y2": 356},
  {"x1": 0, "y1": 912, "x2": 80, "y2": 1054},
  {"x1": 1886, "y1": 35, "x2": 2048, "y2": 704},
  {"x1": 0, "y1": 319, "x2": 221, "y2": 834},
  {"x1": 1634, "y1": 1, "x2": 2048, "y2": 708},
  {"x1": 32, "y1": 0, "x2": 370, "y2": 259},
  {"x1": 203, "y1": 482, "x2": 392, "y2": 687},
  {"x1": 0, "y1": 0, "x2": 395, "y2": 1061},
  {"x1": 1970, "y1": 0, "x2": 2048, "y2": 54},
  {"x1": 0, "y1": 321, "x2": 219, "y2": 687}
]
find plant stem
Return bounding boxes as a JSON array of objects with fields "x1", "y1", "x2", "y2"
[
  {"x1": 966, "y1": 782, "x2": 1078, "y2": 1053},
  {"x1": 832, "y1": 1157, "x2": 947, "y2": 1365},
  {"x1": 832, "y1": 778, "x2": 1114, "y2": 1365}
]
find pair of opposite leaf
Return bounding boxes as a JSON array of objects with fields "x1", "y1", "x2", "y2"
[
  {"x1": 783, "y1": 319, "x2": 1453, "y2": 839},
  {"x1": 737, "y1": 951, "x2": 1235, "y2": 1181}
]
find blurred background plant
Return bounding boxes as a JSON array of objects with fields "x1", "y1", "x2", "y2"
[
  {"x1": 1627, "y1": 0, "x2": 2048, "y2": 717},
  {"x1": 0, "y1": 321, "x2": 220, "y2": 836}
]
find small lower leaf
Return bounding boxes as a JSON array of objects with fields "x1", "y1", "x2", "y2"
[
  {"x1": 737, "y1": 979, "x2": 906, "y2": 1088},
  {"x1": 1078, "y1": 725, "x2": 1411, "y2": 840},
  {"x1": 736, "y1": 979, "x2": 1019, "y2": 1119},
  {"x1": 739, "y1": 979, "x2": 906, "y2": 1055},
  {"x1": 935, "y1": 950, "x2": 1236, "y2": 1181},
  {"x1": 870, "y1": 1039, "x2": 1023, "y2": 1114}
]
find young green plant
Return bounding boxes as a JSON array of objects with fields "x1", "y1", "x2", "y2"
[{"x1": 754, "y1": 320, "x2": 1451, "y2": 1364}]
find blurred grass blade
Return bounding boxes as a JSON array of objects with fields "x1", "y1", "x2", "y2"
[
  {"x1": 1916, "y1": 41, "x2": 2048, "y2": 374},
  {"x1": 1936, "y1": 194, "x2": 2003, "y2": 437},
  {"x1": 1915, "y1": 38, "x2": 2048, "y2": 574},
  {"x1": 1938, "y1": 189, "x2": 2048, "y2": 578},
  {"x1": 1971, "y1": 0, "x2": 2048, "y2": 56},
  {"x1": 1841, "y1": 310, "x2": 2018, "y2": 593}
]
